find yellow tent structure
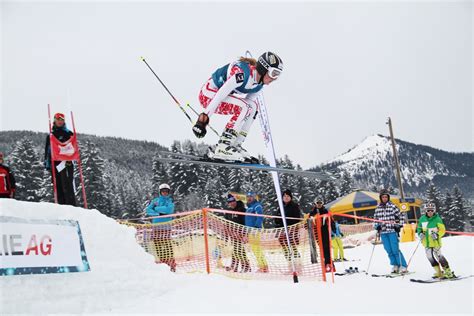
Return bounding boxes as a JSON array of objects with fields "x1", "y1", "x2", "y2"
[{"x1": 326, "y1": 190, "x2": 422, "y2": 221}]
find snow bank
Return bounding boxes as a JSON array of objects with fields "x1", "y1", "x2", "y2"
[{"x1": 1, "y1": 200, "x2": 473, "y2": 314}]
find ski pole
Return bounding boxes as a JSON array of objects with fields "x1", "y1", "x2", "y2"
[
  {"x1": 366, "y1": 232, "x2": 379, "y2": 275},
  {"x1": 403, "y1": 238, "x2": 422, "y2": 279},
  {"x1": 140, "y1": 57, "x2": 220, "y2": 137}
]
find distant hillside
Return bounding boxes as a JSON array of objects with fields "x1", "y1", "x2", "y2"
[{"x1": 314, "y1": 134, "x2": 474, "y2": 199}]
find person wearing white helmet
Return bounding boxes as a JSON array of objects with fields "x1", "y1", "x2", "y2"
[
  {"x1": 192, "y1": 52, "x2": 283, "y2": 163},
  {"x1": 146, "y1": 183, "x2": 176, "y2": 272},
  {"x1": 416, "y1": 202, "x2": 455, "y2": 279}
]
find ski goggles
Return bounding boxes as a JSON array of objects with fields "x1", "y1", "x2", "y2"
[
  {"x1": 426, "y1": 209, "x2": 435, "y2": 213},
  {"x1": 267, "y1": 67, "x2": 282, "y2": 79},
  {"x1": 54, "y1": 113, "x2": 65, "y2": 121}
]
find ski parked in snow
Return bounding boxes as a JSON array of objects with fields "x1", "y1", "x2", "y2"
[{"x1": 371, "y1": 272, "x2": 415, "y2": 278}]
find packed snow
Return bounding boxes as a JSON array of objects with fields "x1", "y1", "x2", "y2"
[{"x1": 0, "y1": 199, "x2": 472, "y2": 314}]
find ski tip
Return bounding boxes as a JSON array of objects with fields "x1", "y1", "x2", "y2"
[{"x1": 140, "y1": 56, "x2": 145, "y2": 61}]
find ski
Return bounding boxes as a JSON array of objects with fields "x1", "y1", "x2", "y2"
[
  {"x1": 156, "y1": 151, "x2": 334, "y2": 179},
  {"x1": 371, "y1": 272, "x2": 415, "y2": 278},
  {"x1": 333, "y1": 259, "x2": 361, "y2": 263},
  {"x1": 307, "y1": 218, "x2": 319, "y2": 264},
  {"x1": 410, "y1": 275, "x2": 473, "y2": 284}
]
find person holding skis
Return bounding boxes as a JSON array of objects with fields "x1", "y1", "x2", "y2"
[
  {"x1": 0, "y1": 152, "x2": 16, "y2": 198},
  {"x1": 44, "y1": 113, "x2": 76, "y2": 206},
  {"x1": 245, "y1": 192, "x2": 268, "y2": 273},
  {"x1": 311, "y1": 197, "x2": 336, "y2": 272},
  {"x1": 416, "y1": 202, "x2": 455, "y2": 279},
  {"x1": 373, "y1": 189, "x2": 408, "y2": 274},
  {"x1": 275, "y1": 190, "x2": 302, "y2": 269},
  {"x1": 192, "y1": 52, "x2": 283, "y2": 162},
  {"x1": 224, "y1": 194, "x2": 250, "y2": 273},
  {"x1": 146, "y1": 183, "x2": 176, "y2": 272}
]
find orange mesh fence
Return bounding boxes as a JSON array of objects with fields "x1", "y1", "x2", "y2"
[
  {"x1": 339, "y1": 223, "x2": 374, "y2": 236},
  {"x1": 121, "y1": 209, "x2": 326, "y2": 282}
]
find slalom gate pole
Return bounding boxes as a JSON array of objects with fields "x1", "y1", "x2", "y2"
[
  {"x1": 47, "y1": 104, "x2": 59, "y2": 204},
  {"x1": 366, "y1": 232, "x2": 379, "y2": 275},
  {"x1": 71, "y1": 111, "x2": 88, "y2": 209},
  {"x1": 256, "y1": 94, "x2": 299, "y2": 283},
  {"x1": 140, "y1": 57, "x2": 220, "y2": 136}
]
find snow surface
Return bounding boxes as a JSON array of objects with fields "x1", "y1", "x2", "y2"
[{"x1": 1, "y1": 200, "x2": 473, "y2": 315}]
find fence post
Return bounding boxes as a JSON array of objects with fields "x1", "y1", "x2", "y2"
[
  {"x1": 202, "y1": 208, "x2": 211, "y2": 274},
  {"x1": 316, "y1": 214, "x2": 327, "y2": 282}
]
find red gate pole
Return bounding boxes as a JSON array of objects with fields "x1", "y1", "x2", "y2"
[
  {"x1": 71, "y1": 111, "x2": 88, "y2": 209},
  {"x1": 47, "y1": 104, "x2": 59, "y2": 204}
]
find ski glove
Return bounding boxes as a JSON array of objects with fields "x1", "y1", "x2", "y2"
[
  {"x1": 431, "y1": 232, "x2": 438, "y2": 240},
  {"x1": 375, "y1": 225, "x2": 382, "y2": 232},
  {"x1": 419, "y1": 233, "x2": 425, "y2": 241},
  {"x1": 394, "y1": 225, "x2": 401, "y2": 233},
  {"x1": 192, "y1": 113, "x2": 210, "y2": 138}
]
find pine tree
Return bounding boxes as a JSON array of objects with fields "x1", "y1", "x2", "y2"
[
  {"x1": 439, "y1": 191, "x2": 453, "y2": 220},
  {"x1": 38, "y1": 169, "x2": 54, "y2": 202},
  {"x1": 151, "y1": 154, "x2": 170, "y2": 195},
  {"x1": 425, "y1": 183, "x2": 442, "y2": 211},
  {"x1": 9, "y1": 138, "x2": 43, "y2": 202},
  {"x1": 445, "y1": 185, "x2": 467, "y2": 231},
  {"x1": 77, "y1": 141, "x2": 112, "y2": 216},
  {"x1": 339, "y1": 171, "x2": 353, "y2": 196}
]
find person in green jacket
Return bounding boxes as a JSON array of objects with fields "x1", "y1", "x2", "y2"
[{"x1": 416, "y1": 202, "x2": 455, "y2": 279}]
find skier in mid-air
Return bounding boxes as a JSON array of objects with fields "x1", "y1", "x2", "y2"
[{"x1": 192, "y1": 52, "x2": 283, "y2": 162}]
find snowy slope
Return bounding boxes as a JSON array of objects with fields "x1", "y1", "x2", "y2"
[{"x1": 1, "y1": 200, "x2": 473, "y2": 315}]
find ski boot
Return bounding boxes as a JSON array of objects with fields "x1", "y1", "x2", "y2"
[
  {"x1": 399, "y1": 266, "x2": 408, "y2": 274},
  {"x1": 432, "y1": 265, "x2": 442, "y2": 279},
  {"x1": 391, "y1": 265, "x2": 400, "y2": 274},
  {"x1": 234, "y1": 144, "x2": 260, "y2": 164},
  {"x1": 442, "y1": 267, "x2": 456, "y2": 279},
  {"x1": 207, "y1": 129, "x2": 245, "y2": 162},
  {"x1": 257, "y1": 266, "x2": 269, "y2": 273}
]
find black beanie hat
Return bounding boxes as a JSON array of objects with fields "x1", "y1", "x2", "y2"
[{"x1": 283, "y1": 189, "x2": 293, "y2": 199}]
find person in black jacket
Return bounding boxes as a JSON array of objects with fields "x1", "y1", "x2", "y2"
[
  {"x1": 275, "y1": 189, "x2": 302, "y2": 263},
  {"x1": 311, "y1": 197, "x2": 336, "y2": 271},
  {"x1": 225, "y1": 194, "x2": 250, "y2": 272},
  {"x1": 44, "y1": 113, "x2": 76, "y2": 206},
  {"x1": 0, "y1": 152, "x2": 16, "y2": 198}
]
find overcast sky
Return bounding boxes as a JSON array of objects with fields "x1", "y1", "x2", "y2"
[{"x1": 1, "y1": 1, "x2": 472, "y2": 168}]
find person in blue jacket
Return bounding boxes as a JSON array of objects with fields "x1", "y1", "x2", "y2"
[
  {"x1": 245, "y1": 192, "x2": 268, "y2": 272},
  {"x1": 147, "y1": 183, "x2": 176, "y2": 272}
]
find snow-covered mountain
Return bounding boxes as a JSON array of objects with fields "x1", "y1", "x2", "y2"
[{"x1": 319, "y1": 134, "x2": 474, "y2": 197}]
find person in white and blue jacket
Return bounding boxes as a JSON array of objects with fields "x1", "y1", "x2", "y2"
[
  {"x1": 373, "y1": 189, "x2": 408, "y2": 274},
  {"x1": 147, "y1": 183, "x2": 176, "y2": 272}
]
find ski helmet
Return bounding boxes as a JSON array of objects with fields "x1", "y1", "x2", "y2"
[
  {"x1": 54, "y1": 113, "x2": 65, "y2": 121},
  {"x1": 256, "y1": 52, "x2": 283, "y2": 80},
  {"x1": 159, "y1": 183, "x2": 171, "y2": 191},
  {"x1": 379, "y1": 189, "x2": 390, "y2": 200},
  {"x1": 423, "y1": 202, "x2": 436, "y2": 213},
  {"x1": 314, "y1": 197, "x2": 324, "y2": 204}
]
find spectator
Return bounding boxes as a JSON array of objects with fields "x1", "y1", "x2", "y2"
[
  {"x1": 146, "y1": 183, "x2": 176, "y2": 272},
  {"x1": 331, "y1": 220, "x2": 347, "y2": 262},
  {"x1": 275, "y1": 189, "x2": 302, "y2": 269},
  {"x1": 225, "y1": 194, "x2": 250, "y2": 273},
  {"x1": 245, "y1": 192, "x2": 268, "y2": 273},
  {"x1": 374, "y1": 189, "x2": 408, "y2": 274},
  {"x1": 0, "y1": 152, "x2": 16, "y2": 199},
  {"x1": 44, "y1": 113, "x2": 76, "y2": 206}
]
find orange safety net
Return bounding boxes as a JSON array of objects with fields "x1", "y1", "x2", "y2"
[{"x1": 122, "y1": 209, "x2": 326, "y2": 282}]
